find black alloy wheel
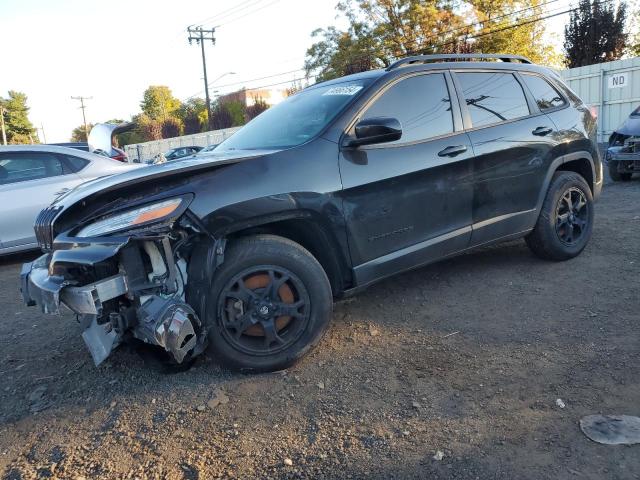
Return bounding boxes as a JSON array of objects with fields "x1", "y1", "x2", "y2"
[
  {"x1": 218, "y1": 267, "x2": 311, "y2": 356},
  {"x1": 526, "y1": 171, "x2": 594, "y2": 261},
  {"x1": 554, "y1": 187, "x2": 589, "y2": 246},
  {"x1": 204, "y1": 234, "x2": 332, "y2": 372}
]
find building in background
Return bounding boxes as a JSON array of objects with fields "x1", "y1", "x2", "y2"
[{"x1": 217, "y1": 88, "x2": 287, "y2": 108}]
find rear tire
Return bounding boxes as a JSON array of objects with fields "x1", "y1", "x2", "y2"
[
  {"x1": 609, "y1": 162, "x2": 632, "y2": 181},
  {"x1": 526, "y1": 171, "x2": 594, "y2": 261},
  {"x1": 205, "y1": 234, "x2": 332, "y2": 372}
]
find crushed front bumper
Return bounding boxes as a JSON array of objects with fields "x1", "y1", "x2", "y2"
[
  {"x1": 606, "y1": 145, "x2": 640, "y2": 173},
  {"x1": 21, "y1": 254, "x2": 129, "y2": 316},
  {"x1": 21, "y1": 238, "x2": 207, "y2": 367}
]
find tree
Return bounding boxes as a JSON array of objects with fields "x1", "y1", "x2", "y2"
[
  {"x1": 140, "y1": 86, "x2": 182, "y2": 121},
  {"x1": 245, "y1": 97, "x2": 270, "y2": 122},
  {"x1": 160, "y1": 117, "x2": 182, "y2": 139},
  {"x1": 305, "y1": 0, "x2": 558, "y2": 82},
  {"x1": 211, "y1": 103, "x2": 234, "y2": 130},
  {"x1": 0, "y1": 90, "x2": 38, "y2": 144},
  {"x1": 226, "y1": 100, "x2": 246, "y2": 126},
  {"x1": 177, "y1": 98, "x2": 208, "y2": 134},
  {"x1": 626, "y1": 2, "x2": 640, "y2": 57},
  {"x1": 564, "y1": 0, "x2": 627, "y2": 68},
  {"x1": 136, "y1": 113, "x2": 163, "y2": 141},
  {"x1": 70, "y1": 123, "x2": 94, "y2": 142},
  {"x1": 473, "y1": 0, "x2": 560, "y2": 65}
]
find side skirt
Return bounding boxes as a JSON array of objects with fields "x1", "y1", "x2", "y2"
[{"x1": 342, "y1": 227, "x2": 532, "y2": 298}]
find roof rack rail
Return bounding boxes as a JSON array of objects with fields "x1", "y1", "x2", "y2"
[{"x1": 386, "y1": 54, "x2": 533, "y2": 71}]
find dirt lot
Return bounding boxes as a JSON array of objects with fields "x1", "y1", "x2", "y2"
[{"x1": 1, "y1": 175, "x2": 639, "y2": 480}]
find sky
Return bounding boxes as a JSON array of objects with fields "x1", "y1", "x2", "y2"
[{"x1": 0, "y1": 0, "x2": 580, "y2": 143}]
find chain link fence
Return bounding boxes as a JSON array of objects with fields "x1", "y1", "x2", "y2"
[{"x1": 124, "y1": 127, "x2": 241, "y2": 163}]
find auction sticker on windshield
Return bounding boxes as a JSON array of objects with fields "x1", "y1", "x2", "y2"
[{"x1": 322, "y1": 85, "x2": 363, "y2": 96}]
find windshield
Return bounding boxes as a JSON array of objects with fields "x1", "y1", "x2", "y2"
[{"x1": 217, "y1": 79, "x2": 371, "y2": 150}]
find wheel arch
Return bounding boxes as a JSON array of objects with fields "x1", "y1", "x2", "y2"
[
  {"x1": 535, "y1": 151, "x2": 596, "y2": 212},
  {"x1": 217, "y1": 211, "x2": 353, "y2": 296},
  {"x1": 555, "y1": 156, "x2": 595, "y2": 194}
]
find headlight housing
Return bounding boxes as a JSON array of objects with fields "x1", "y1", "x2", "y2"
[{"x1": 76, "y1": 197, "x2": 188, "y2": 237}]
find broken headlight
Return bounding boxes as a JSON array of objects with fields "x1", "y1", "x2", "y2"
[{"x1": 77, "y1": 197, "x2": 188, "y2": 237}]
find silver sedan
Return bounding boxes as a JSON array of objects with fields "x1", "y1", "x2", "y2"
[{"x1": 0, "y1": 145, "x2": 139, "y2": 255}]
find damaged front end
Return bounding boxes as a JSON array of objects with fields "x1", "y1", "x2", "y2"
[
  {"x1": 607, "y1": 135, "x2": 640, "y2": 174},
  {"x1": 21, "y1": 194, "x2": 220, "y2": 366},
  {"x1": 606, "y1": 107, "x2": 640, "y2": 175}
]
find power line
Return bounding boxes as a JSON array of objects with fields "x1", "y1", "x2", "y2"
[
  {"x1": 420, "y1": 0, "x2": 561, "y2": 47},
  {"x1": 215, "y1": 0, "x2": 281, "y2": 27},
  {"x1": 187, "y1": 3, "x2": 568, "y2": 102},
  {"x1": 185, "y1": 68, "x2": 308, "y2": 101},
  {"x1": 218, "y1": 76, "x2": 311, "y2": 93},
  {"x1": 183, "y1": 0, "x2": 609, "y2": 104},
  {"x1": 190, "y1": 0, "x2": 265, "y2": 28},
  {"x1": 435, "y1": 0, "x2": 614, "y2": 50},
  {"x1": 214, "y1": 68, "x2": 306, "y2": 89},
  {"x1": 70, "y1": 96, "x2": 92, "y2": 141},
  {"x1": 308, "y1": 1, "x2": 573, "y2": 78}
]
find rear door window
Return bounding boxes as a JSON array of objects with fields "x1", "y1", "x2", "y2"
[
  {"x1": 456, "y1": 72, "x2": 530, "y2": 128},
  {"x1": 0, "y1": 152, "x2": 65, "y2": 185},
  {"x1": 520, "y1": 73, "x2": 566, "y2": 111},
  {"x1": 362, "y1": 73, "x2": 454, "y2": 144}
]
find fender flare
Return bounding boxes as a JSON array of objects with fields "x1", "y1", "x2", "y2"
[{"x1": 533, "y1": 151, "x2": 596, "y2": 217}]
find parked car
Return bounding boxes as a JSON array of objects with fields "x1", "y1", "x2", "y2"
[
  {"x1": 197, "y1": 144, "x2": 220, "y2": 154},
  {"x1": 606, "y1": 105, "x2": 640, "y2": 181},
  {"x1": 21, "y1": 54, "x2": 602, "y2": 371},
  {"x1": 50, "y1": 142, "x2": 128, "y2": 162},
  {"x1": 0, "y1": 145, "x2": 139, "y2": 255},
  {"x1": 151, "y1": 146, "x2": 203, "y2": 164}
]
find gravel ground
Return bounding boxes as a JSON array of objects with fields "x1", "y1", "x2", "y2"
[{"x1": 0, "y1": 175, "x2": 639, "y2": 480}]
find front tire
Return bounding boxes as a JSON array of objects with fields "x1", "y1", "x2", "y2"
[
  {"x1": 526, "y1": 171, "x2": 594, "y2": 261},
  {"x1": 206, "y1": 235, "x2": 332, "y2": 372},
  {"x1": 609, "y1": 162, "x2": 632, "y2": 181}
]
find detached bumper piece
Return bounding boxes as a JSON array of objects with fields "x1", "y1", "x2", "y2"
[{"x1": 21, "y1": 240, "x2": 206, "y2": 366}]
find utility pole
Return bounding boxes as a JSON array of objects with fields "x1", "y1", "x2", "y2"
[
  {"x1": 187, "y1": 26, "x2": 215, "y2": 130},
  {"x1": 71, "y1": 95, "x2": 92, "y2": 141},
  {"x1": 39, "y1": 123, "x2": 47, "y2": 144},
  {"x1": 0, "y1": 105, "x2": 6, "y2": 145}
]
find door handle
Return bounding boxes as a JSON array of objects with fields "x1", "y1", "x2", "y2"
[
  {"x1": 532, "y1": 126, "x2": 553, "y2": 136},
  {"x1": 437, "y1": 145, "x2": 467, "y2": 157}
]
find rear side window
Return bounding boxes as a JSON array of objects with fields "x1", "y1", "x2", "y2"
[
  {"x1": 456, "y1": 72, "x2": 530, "y2": 128},
  {"x1": 62, "y1": 154, "x2": 89, "y2": 172},
  {"x1": 362, "y1": 73, "x2": 454, "y2": 144},
  {"x1": 0, "y1": 152, "x2": 65, "y2": 185},
  {"x1": 520, "y1": 73, "x2": 566, "y2": 110}
]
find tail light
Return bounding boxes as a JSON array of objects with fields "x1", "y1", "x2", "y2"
[
  {"x1": 589, "y1": 106, "x2": 598, "y2": 119},
  {"x1": 110, "y1": 148, "x2": 128, "y2": 162}
]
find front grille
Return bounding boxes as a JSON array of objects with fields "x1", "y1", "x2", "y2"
[{"x1": 34, "y1": 206, "x2": 63, "y2": 251}]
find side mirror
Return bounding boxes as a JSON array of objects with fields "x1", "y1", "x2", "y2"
[{"x1": 347, "y1": 117, "x2": 402, "y2": 147}]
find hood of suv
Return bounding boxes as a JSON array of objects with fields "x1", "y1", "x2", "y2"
[
  {"x1": 614, "y1": 114, "x2": 640, "y2": 137},
  {"x1": 52, "y1": 148, "x2": 280, "y2": 211}
]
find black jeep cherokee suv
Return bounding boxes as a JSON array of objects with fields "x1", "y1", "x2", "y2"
[{"x1": 22, "y1": 54, "x2": 602, "y2": 371}]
